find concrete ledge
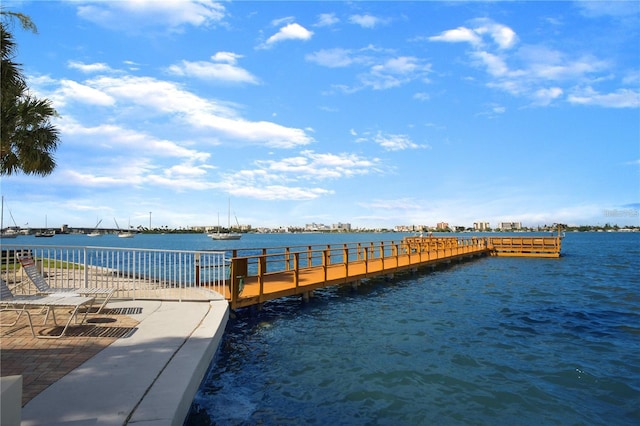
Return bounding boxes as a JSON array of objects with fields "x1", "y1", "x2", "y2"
[
  {"x1": 128, "y1": 299, "x2": 229, "y2": 425},
  {"x1": 21, "y1": 300, "x2": 229, "y2": 426},
  {"x1": 1, "y1": 375, "x2": 22, "y2": 426}
]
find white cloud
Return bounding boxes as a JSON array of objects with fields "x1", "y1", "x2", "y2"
[
  {"x1": 622, "y1": 70, "x2": 640, "y2": 86},
  {"x1": 473, "y1": 19, "x2": 518, "y2": 49},
  {"x1": 271, "y1": 16, "x2": 296, "y2": 27},
  {"x1": 64, "y1": 169, "x2": 138, "y2": 187},
  {"x1": 308, "y1": 48, "x2": 431, "y2": 91},
  {"x1": 254, "y1": 150, "x2": 381, "y2": 180},
  {"x1": 67, "y1": 61, "x2": 114, "y2": 74},
  {"x1": 211, "y1": 51, "x2": 241, "y2": 64},
  {"x1": 260, "y1": 23, "x2": 313, "y2": 49},
  {"x1": 429, "y1": 20, "x2": 516, "y2": 50},
  {"x1": 471, "y1": 51, "x2": 511, "y2": 77},
  {"x1": 475, "y1": 103, "x2": 508, "y2": 119},
  {"x1": 568, "y1": 87, "x2": 640, "y2": 108},
  {"x1": 76, "y1": 0, "x2": 226, "y2": 32},
  {"x1": 315, "y1": 13, "x2": 339, "y2": 27},
  {"x1": 54, "y1": 80, "x2": 115, "y2": 107},
  {"x1": 361, "y1": 56, "x2": 432, "y2": 90},
  {"x1": 166, "y1": 162, "x2": 208, "y2": 178},
  {"x1": 306, "y1": 48, "x2": 356, "y2": 68},
  {"x1": 216, "y1": 150, "x2": 383, "y2": 201},
  {"x1": 429, "y1": 26, "x2": 482, "y2": 46},
  {"x1": 231, "y1": 184, "x2": 332, "y2": 201},
  {"x1": 60, "y1": 119, "x2": 210, "y2": 162},
  {"x1": 518, "y1": 46, "x2": 608, "y2": 81},
  {"x1": 51, "y1": 114, "x2": 217, "y2": 193},
  {"x1": 89, "y1": 75, "x2": 238, "y2": 118},
  {"x1": 532, "y1": 87, "x2": 563, "y2": 106},
  {"x1": 373, "y1": 132, "x2": 429, "y2": 151},
  {"x1": 63, "y1": 153, "x2": 215, "y2": 192},
  {"x1": 379, "y1": 56, "x2": 419, "y2": 74},
  {"x1": 430, "y1": 19, "x2": 636, "y2": 109},
  {"x1": 51, "y1": 74, "x2": 313, "y2": 148},
  {"x1": 349, "y1": 14, "x2": 385, "y2": 29},
  {"x1": 199, "y1": 117, "x2": 313, "y2": 148},
  {"x1": 167, "y1": 57, "x2": 259, "y2": 84}
]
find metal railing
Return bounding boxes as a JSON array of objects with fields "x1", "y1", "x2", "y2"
[{"x1": 0, "y1": 244, "x2": 228, "y2": 301}]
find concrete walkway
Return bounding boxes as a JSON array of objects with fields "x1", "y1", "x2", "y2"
[{"x1": 20, "y1": 298, "x2": 229, "y2": 425}]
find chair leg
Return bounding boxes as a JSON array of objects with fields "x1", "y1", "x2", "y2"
[
  {"x1": 76, "y1": 301, "x2": 94, "y2": 325},
  {"x1": 22, "y1": 309, "x2": 35, "y2": 338},
  {"x1": 0, "y1": 308, "x2": 23, "y2": 327},
  {"x1": 0, "y1": 308, "x2": 35, "y2": 337},
  {"x1": 95, "y1": 295, "x2": 112, "y2": 314},
  {"x1": 36, "y1": 300, "x2": 94, "y2": 339},
  {"x1": 50, "y1": 307, "x2": 58, "y2": 326},
  {"x1": 36, "y1": 305, "x2": 78, "y2": 339}
]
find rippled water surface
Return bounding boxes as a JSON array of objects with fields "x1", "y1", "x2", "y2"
[{"x1": 187, "y1": 232, "x2": 640, "y2": 425}]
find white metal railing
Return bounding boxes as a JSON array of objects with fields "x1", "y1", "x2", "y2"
[{"x1": 0, "y1": 244, "x2": 228, "y2": 302}]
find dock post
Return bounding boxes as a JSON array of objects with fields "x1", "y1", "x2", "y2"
[
  {"x1": 351, "y1": 279, "x2": 361, "y2": 290},
  {"x1": 285, "y1": 247, "x2": 291, "y2": 271},
  {"x1": 322, "y1": 249, "x2": 329, "y2": 282},
  {"x1": 302, "y1": 290, "x2": 314, "y2": 303}
]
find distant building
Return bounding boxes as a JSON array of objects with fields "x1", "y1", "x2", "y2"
[
  {"x1": 332, "y1": 222, "x2": 351, "y2": 232},
  {"x1": 394, "y1": 225, "x2": 421, "y2": 232},
  {"x1": 436, "y1": 222, "x2": 449, "y2": 231},
  {"x1": 499, "y1": 222, "x2": 522, "y2": 231},
  {"x1": 305, "y1": 223, "x2": 330, "y2": 232},
  {"x1": 474, "y1": 222, "x2": 490, "y2": 231}
]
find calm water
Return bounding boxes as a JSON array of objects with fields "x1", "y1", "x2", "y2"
[{"x1": 183, "y1": 232, "x2": 640, "y2": 425}]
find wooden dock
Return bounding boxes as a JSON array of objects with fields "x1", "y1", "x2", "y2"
[
  {"x1": 225, "y1": 235, "x2": 562, "y2": 309},
  {"x1": 487, "y1": 236, "x2": 562, "y2": 257}
]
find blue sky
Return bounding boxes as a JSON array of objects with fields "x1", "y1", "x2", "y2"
[{"x1": 2, "y1": 0, "x2": 639, "y2": 230}]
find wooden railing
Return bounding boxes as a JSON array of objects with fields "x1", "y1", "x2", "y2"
[
  {"x1": 228, "y1": 237, "x2": 488, "y2": 309},
  {"x1": 487, "y1": 236, "x2": 561, "y2": 257}
]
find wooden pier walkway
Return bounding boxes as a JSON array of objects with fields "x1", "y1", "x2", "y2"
[{"x1": 225, "y1": 235, "x2": 562, "y2": 309}]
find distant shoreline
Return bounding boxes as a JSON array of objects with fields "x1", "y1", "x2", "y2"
[{"x1": 2, "y1": 225, "x2": 638, "y2": 237}]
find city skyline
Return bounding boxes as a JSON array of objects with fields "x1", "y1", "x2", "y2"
[{"x1": 2, "y1": 1, "x2": 639, "y2": 230}]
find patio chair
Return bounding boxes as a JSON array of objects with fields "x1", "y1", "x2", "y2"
[
  {"x1": 17, "y1": 253, "x2": 115, "y2": 314},
  {"x1": 1, "y1": 278, "x2": 38, "y2": 337},
  {"x1": 0, "y1": 278, "x2": 95, "y2": 339}
]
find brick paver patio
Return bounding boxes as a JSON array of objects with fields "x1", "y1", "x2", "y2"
[{"x1": 1, "y1": 306, "x2": 139, "y2": 406}]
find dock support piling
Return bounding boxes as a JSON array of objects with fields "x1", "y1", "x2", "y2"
[{"x1": 302, "y1": 291, "x2": 314, "y2": 303}]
